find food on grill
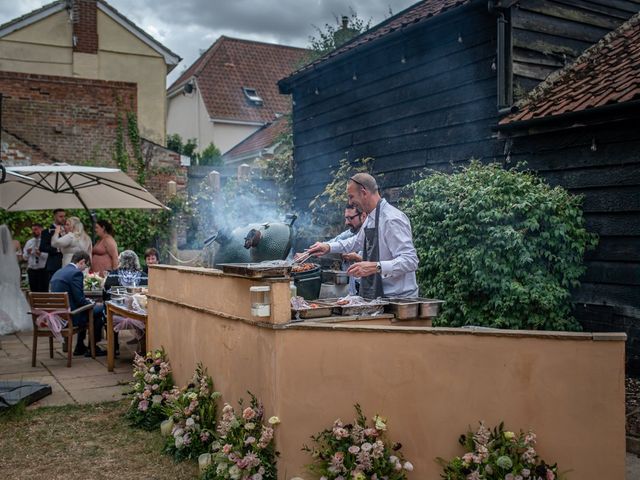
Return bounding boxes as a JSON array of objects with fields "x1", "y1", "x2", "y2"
[
  {"x1": 291, "y1": 263, "x2": 317, "y2": 273},
  {"x1": 290, "y1": 296, "x2": 323, "y2": 310}
]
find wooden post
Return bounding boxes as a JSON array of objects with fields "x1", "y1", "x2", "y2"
[
  {"x1": 237, "y1": 163, "x2": 250, "y2": 180},
  {"x1": 207, "y1": 170, "x2": 220, "y2": 192}
]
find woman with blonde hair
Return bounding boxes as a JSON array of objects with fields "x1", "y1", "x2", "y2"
[{"x1": 52, "y1": 216, "x2": 92, "y2": 266}]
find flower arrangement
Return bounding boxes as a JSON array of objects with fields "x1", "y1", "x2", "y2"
[
  {"x1": 84, "y1": 272, "x2": 104, "y2": 290},
  {"x1": 437, "y1": 422, "x2": 562, "y2": 480},
  {"x1": 303, "y1": 404, "x2": 413, "y2": 480},
  {"x1": 164, "y1": 363, "x2": 221, "y2": 461},
  {"x1": 201, "y1": 393, "x2": 280, "y2": 480},
  {"x1": 126, "y1": 348, "x2": 176, "y2": 430}
]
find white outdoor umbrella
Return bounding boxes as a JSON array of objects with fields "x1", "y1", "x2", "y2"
[{"x1": 0, "y1": 164, "x2": 168, "y2": 211}]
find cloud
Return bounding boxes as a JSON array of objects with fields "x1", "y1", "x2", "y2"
[{"x1": 1, "y1": 0, "x2": 417, "y2": 83}]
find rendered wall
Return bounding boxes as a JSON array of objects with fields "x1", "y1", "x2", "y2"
[
  {"x1": 0, "y1": 8, "x2": 167, "y2": 144},
  {"x1": 148, "y1": 266, "x2": 626, "y2": 480}
]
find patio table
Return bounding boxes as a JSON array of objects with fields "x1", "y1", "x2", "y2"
[{"x1": 105, "y1": 300, "x2": 147, "y2": 372}]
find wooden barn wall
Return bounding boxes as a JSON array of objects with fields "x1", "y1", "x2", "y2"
[
  {"x1": 512, "y1": 0, "x2": 640, "y2": 94},
  {"x1": 289, "y1": 6, "x2": 502, "y2": 211},
  {"x1": 506, "y1": 120, "x2": 640, "y2": 374}
]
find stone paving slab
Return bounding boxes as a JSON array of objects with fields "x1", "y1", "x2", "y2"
[{"x1": 1, "y1": 331, "x2": 135, "y2": 407}]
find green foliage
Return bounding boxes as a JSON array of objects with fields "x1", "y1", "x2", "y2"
[
  {"x1": 302, "y1": 9, "x2": 372, "y2": 64},
  {"x1": 303, "y1": 404, "x2": 412, "y2": 479},
  {"x1": 163, "y1": 364, "x2": 220, "y2": 462},
  {"x1": 166, "y1": 133, "x2": 198, "y2": 161},
  {"x1": 126, "y1": 111, "x2": 146, "y2": 185},
  {"x1": 256, "y1": 116, "x2": 294, "y2": 211},
  {"x1": 403, "y1": 161, "x2": 597, "y2": 331},
  {"x1": 113, "y1": 113, "x2": 129, "y2": 171},
  {"x1": 166, "y1": 133, "x2": 183, "y2": 153},
  {"x1": 0, "y1": 208, "x2": 174, "y2": 258},
  {"x1": 437, "y1": 422, "x2": 564, "y2": 480},
  {"x1": 198, "y1": 143, "x2": 222, "y2": 166},
  {"x1": 309, "y1": 157, "x2": 375, "y2": 237},
  {"x1": 125, "y1": 349, "x2": 175, "y2": 431}
]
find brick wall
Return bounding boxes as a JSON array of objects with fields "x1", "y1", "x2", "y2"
[
  {"x1": 0, "y1": 70, "x2": 186, "y2": 205},
  {"x1": 0, "y1": 71, "x2": 136, "y2": 166},
  {"x1": 72, "y1": 0, "x2": 98, "y2": 54}
]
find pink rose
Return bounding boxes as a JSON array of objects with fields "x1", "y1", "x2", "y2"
[
  {"x1": 243, "y1": 407, "x2": 256, "y2": 420},
  {"x1": 546, "y1": 470, "x2": 555, "y2": 480},
  {"x1": 222, "y1": 443, "x2": 232, "y2": 454}
]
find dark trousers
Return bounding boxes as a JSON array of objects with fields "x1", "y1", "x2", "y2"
[
  {"x1": 74, "y1": 305, "x2": 105, "y2": 348},
  {"x1": 27, "y1": 268, "x2": 49, "y2": 292}
]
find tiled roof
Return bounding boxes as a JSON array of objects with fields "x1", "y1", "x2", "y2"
[
  {"x1": 169, "y1": 37, "x2": 308, "y2": 124},
  {"x1": 501, "y1": 12, "x2": 640, "y2": 126},
  {"x1": 223, "y1": 116, "x2": 289, "y2": 161},
  {"x1": 282, "y1": 0, "x2": 471, "y2": 82}
]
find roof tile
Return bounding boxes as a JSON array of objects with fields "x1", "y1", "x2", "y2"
[
  {"x1": 501, "y1": 13, "x2": 640, "y2": 125},
  {"x1": 169, "y1": 37, "x2": 308, "y2": 124}
]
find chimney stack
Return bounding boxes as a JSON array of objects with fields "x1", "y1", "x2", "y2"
[
  {"x1": 72, "y1": 0, "x2": 98, "y2": 54},
  {"x1": 341, "y1": 16, "x2": 349, "y2": 30}
]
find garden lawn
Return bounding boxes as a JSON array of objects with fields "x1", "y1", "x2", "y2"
[{"x1": 0, "y1": 400, "x2": 198, "y2": 480}]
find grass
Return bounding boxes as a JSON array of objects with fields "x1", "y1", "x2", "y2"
[{"x1": 0, "y1": 400, "x2": 198, "y2": 480}]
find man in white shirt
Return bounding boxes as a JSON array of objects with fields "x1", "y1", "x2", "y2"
[
  {"x1": 23, "y1": 223, "x2": 49, "y2": 292},
  {"x1": 307, "y1": 173, "x2": 419, "y2": 298}
]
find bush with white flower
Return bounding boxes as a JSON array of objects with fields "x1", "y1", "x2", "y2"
[
  {"x1": 201, "y1": 393, "x2": 280, "y2": 480},
  {"x1": 437, "y1": 421, "x2": 563, "y2": 480},
  {"x1": 303, "y1": 404, "x2": 413, "y2": 480},
  {"x1": 125, "y1": 348, "x2": 176, "y2": 430},
  {"x1": 164, "y1": 363, "x2": 221, "y2": 461}
]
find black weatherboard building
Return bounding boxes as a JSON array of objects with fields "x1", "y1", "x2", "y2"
[{"x1": 279, "y1": 0, "x2": 640, "y2": 373}]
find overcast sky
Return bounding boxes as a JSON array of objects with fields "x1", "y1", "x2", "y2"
[{"x1": 1, "y1": 0, "x2": 418, "y2": 84}]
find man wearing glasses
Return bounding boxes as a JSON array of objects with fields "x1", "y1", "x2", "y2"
[
  {"x1": 307, "y1": 173, "x2": 419, "y2": 298},
  {"x1": 326, "y1": 205, "x2": 367, "y2": 295}
]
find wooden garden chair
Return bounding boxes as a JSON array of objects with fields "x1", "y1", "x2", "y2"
[{"x1": 28, "y1": 292, "x2": 96, "y2": 368}]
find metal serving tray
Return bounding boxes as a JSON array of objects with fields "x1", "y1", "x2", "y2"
[
  {"x1": 291, "y1": 301, "x2": 334, "y2": 320},
  {"x1": 384, "y1": 298, "x2": 421, "y2": 320},
  {"x1": 217, "y1": 262, "x2": 291, "y2": 278},
  {"x1": 322, "y1": 298, "x2": 389, "y2": 316},
  {"x1": 402, "y1": 298, "x2": 445, "y2": 318}
]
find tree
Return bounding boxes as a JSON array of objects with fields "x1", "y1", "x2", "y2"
[
  {"x1": 303, "y1": 9, "x2": 372, "y2": 64},
  {"x1": 197, "y1": 143, "x2": 222, "y2": 166},
  {"x1": 166, "y1": 133, "x2": 197, "y2": 161}
]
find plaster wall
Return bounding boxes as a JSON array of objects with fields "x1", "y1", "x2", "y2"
[
  {"x1": 0, "y1": 9, "x2": 168, "y2": 144},
  {"x1": 166, "y1": 91, "x2": 213, "y2": 152},
  {"x1": 148, "y1": 266, "x2": 626, "y2": 480},
  {"x1": 213, "y1": 122, "x2": 260, "y2": 154}
]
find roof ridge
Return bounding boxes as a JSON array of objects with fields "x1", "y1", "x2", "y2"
[
  {"x1": 512, "y1": 11, "x2": 640, "y2": 112},
  {"x1": 218, "y1": 35, "x2": 308, "y2": 51}
]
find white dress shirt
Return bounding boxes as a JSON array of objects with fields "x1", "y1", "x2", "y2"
[
  {"x1": 327, "y1": 199, "x2": 419, "y2": 298},
  {"x1": 23, "y1": 236, "x2": 48, "y2": 270}
]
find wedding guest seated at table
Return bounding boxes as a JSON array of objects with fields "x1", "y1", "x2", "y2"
[
  {"x1": 102, "y1": 250, "x2": 148, "y2": 354},
  {"x1": 49, "y1": 251, "x2": 106, "y2": 356},
  {"x1": 143, "y1": 247, "x2": 159, "y2": 274}
]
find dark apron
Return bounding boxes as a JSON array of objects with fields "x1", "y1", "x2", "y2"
[{"x1": 360, "y1": 199, "x2": 384, "y2": 299}]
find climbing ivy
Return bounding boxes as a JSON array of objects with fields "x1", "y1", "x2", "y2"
[
  {"x1": 112, "y1": 112, "x2": 129, "y2": 172},
  {"x1": 126, "y1": 111, "x2": 146, "y2": 185}
]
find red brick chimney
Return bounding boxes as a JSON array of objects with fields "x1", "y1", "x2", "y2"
[{"x1": 72, "y1": 0, "x2": 98, "y2": 54}]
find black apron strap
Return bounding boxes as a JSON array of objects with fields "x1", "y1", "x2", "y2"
[{"x1": 360, "y1": 199, "x2": 384, "y2": 299}]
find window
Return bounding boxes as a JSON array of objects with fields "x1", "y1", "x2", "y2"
[{"x1": 242, "y1": 87, "x2": 263, "y2": 106}]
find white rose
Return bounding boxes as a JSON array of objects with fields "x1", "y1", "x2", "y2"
[
  {"x1": 268, "y1": 416, "x2": 280, "y2": 425},
  {"x1": 403, "y1": 461, "x2": 414, "y2": 471},
  {"x1": 151, "y1": 395, "x2": 163, "y2": 405}
]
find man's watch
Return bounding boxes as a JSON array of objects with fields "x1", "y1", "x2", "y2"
[{"x1": 376, "y1": 262, "x2": 382, "y2": 273}]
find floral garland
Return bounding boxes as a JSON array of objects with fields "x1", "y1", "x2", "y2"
[
  {"x1": 437, "y1": 422, "x2": 561, "y2": 480},
  {"x1": 303, "y1": 404, "x2": 413, "y2": 480},
  {"x1": 164, "y1": 363, "x2": 221, "y2": 461},
  {"x1": 125, "y1": 348, "x2": 176, "y2": 430},
  {"x1": 202, "y1": 393, "x2": 280, "y2": 480}
]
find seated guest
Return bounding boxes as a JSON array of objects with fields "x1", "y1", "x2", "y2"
[
  {"x1": 49, "y1": 251, "x2": 105, "y2": 356},
  {"x1": 103, "y1": 250, "x2": 148, "y2": 353},
  {"x1": 143, "y1": 247, "x2": 159, "y2": 274}
]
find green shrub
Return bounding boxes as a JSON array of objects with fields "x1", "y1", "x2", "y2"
[
  {"x1": 0, "y1": 207, "x2": 174, "y2": 259},
  {"x1": 403, "y1": 161, "x2": 597, "y2": 331}
]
